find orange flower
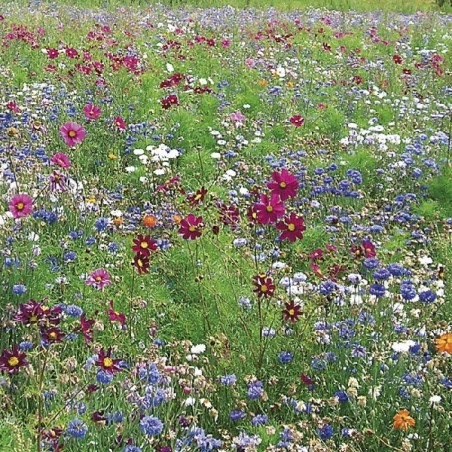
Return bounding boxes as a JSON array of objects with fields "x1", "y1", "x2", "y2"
[
  {"x1": 143, "y1": 214, "x2": 157, "y2": 228},
  {"x1": 393, "y1": 409, "x2": 415, "y2": 430},
  {"x1": 435, "y1": 332, "x2": 452, "y2": 354},
  {"x1": 258, "y1": 79, "x2": 267, "y2": 87},
  {"x1": 173, "y1": 214, "x2": 182, "y2": 224}
]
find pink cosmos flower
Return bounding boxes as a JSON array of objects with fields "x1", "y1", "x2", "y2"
[
  {"x1": 289, "y1": 115, "x2": 304, "y2": 127},
  {"x1": 267, "y1": 169, "x2": 299, "y2": 201},
  {"x1": 8, "y1": 194, "x2": 33, "y2": 219},
  {"x1": 178, "y1": 214, "x2": 203, "y2": 240},
  {"x1": 83, "y1": 104, "x2": 101, "y2": 120},
  {"x1": 230, "y1": 111, "x2": 246, "y2": 122},
  {"x1": 113, "y1": 116, "x2": 126, "y2": 130},
  {"x1": 85, "y1": 268, "x2": 112, "y2": 290},
  {"x1": 253, "y1": 194, "x2": 285, "y2": 224},
  {"x1": 59, "y1": 122, "x2": 86, "y2": 147},
  {"x1": 51, "y1": 152, "x2": 71, "y2": 169}
]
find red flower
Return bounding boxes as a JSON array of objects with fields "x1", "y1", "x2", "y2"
[
  {"x1": 41, "y1": 327, "x2": 65, "y2": 344},
  {"x1": 252, "y1": 274, "x2": 275, "y2": 298},
  {"x1": 309, "y1": 248, "x2": 323, "y2": 260},
  {"x1": 95, "y1": 347, "x2": 122, "y2": 374},
  {"x1": 267, "y1": 169, "x2": 299, "y2": 201},
  {"x1": 65, "y1": 47, "x2": 78, "y2": 59},
  {"x1": 219, "y1": 203, "x2": 240, "y2": 228},
  {"x1": 14, "y1": 300, "x2": 61, "y2": 326},
  {"x1": 393, "y1": 54, "x2": 403, "y2": 64},
  {"x1": 289, "y1": 115, "x2": 304, "y2": 128},
  {"x1": 0, "y1": 345, "x2": 29, "y2": 374},
  {"x1": 300, "y1": 373, "x2": 314, "y2": 386},
  {"x1": 276, "y1": 213, "x2": 306, "y2": 242},
  {"x1": 113, "y1": 116, "x2": 126, "y2": 130},
  {"x1": 178, "y1": 214, "x2": 203, "y2": 240},
  {"x1": 282, "y1": 300, "x2": 302, "y2": 322},
  {"x1": 8, "y1": 193, "x2": 33, "y2": 219},
  {"x1": 253, "y1": 194, "x2": 285, "y2": 224},
  {"x1": 133, "y1": 253, "x2": 150, "y2": 275},
  {"x1": 310, "y1": 262, "x2": 324, "y2": 278},
  {"x1": 46, "y1": 48, "x2": 59, "y2": 59},
  {"x1": 108, "y1": 300, "x2": 126, "y2": 327},
  {"x1": 132, "y1": 234, "x2": 157, "y2": 257},
  {"x1": 187, "y1": 187, "x2": 208, "y2": 206},
  {"x1": 80, "y1": 314, "x2": 95, "y2": 344},
  {"x1": 161, "y1": 94, "x2": 179, "y2": 109},
  {"x1": 362, "y1": 240, "x2": 376, "y2": 258}
]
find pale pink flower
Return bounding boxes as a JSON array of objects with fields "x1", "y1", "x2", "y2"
[
  {"x1": 85, "y1": 268, "x2": 112, "y2": 290},
  {"x1": 51, "y1": 152, "x2": 71, "y2": 169},
  {"x1": 8, "y1": 194, "x2": 33, "y2": 219},
  {"x1": 59, "y1": 122, "x2": 86, "y2": 147}
]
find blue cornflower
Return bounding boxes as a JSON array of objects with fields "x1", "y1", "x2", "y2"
[
  {"x1": 139, "y1": 363, "x2": 160, "y2": 385},
  {"x1": 369, "y1": 283, "x2": 386, "y2": 297},
  {"x1": 335, "y1": 390, "x2": 349, "y2": 403},
  {"x1": 230, "y1": 410, "x2": 246, "y2": 421},
  {"x1": 318, "y1": 280, "x2": 336, "y2": 295},
  {"x1": 363, "y1": 258, "x2": 380, "y2": 270},
  {"x1": 220, "y1": 374, "x2": 237, "y2": 386},
  {"x1": 19, "y1": 341, "x2": 33, "y2": 351},
  {"x1": 251, "y1": 414, "x2": 268, "y2": 426},
  {"x1": 63, "y1": 251, "x2": 77, "y2": 263},
  {"x1": 139, "y1": 415, "x2": 163, "y2": 436},
  {"x1": 400, "y1": 281, "x2": 417, "y2": 300},
  {"x1": 12, "y1": 284, "x2": 27, "y2": 295},
  {"x1": 387, "y1": 263, "x2": 405, "y2": 276},
  {"x1": 123, "y1": 446, "x2": 142, "y2": 452},
  {"x1": 419, "y1": 289, "x2": 436, "y2": 303},
  {"x1": 64, "y1": 304, "x2": 83, "y2": 317},
  {"x1": 85, "y1": 237, "x2": 96, "y2": 245},
  {"x1": 373, "y1": 268, "x2": 391, "y2": 281},
  {"x1": 66, "y1": 418, "x2": 88, "y2": 439},
  {"x1": 247, "y1": 380, "x2": 264, "y2": 399},
  {"x1": 278, "y1": 351, "x2": 293, "y2": 364},
  {"x1": 94, "y1": 217, "x2": 110, "y2": 231},
  {"x1": 96, "y1": 370, "x2": 114, "y2": 384},
  {"x1": 318, "y1": 424, "x2": 334, "y2": 440}
]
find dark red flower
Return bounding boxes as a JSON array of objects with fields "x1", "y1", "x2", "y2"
[
  {"x1": 219, "y1": 203, "x2": 240, "y2": 228},
  {"x1": 393, "y1": 54, "x2": 402, "y2": 64},
  {"x1": 161, "y1": 94, "x2": 179, "y2": 110},
  {"x1": 132, "y1": 234, "x2": 157, "y2": 257},
  {"x1": 133, "y1": 253, "x2": 150, "y2": 275},
  {"x1": 178, "y1": 214, "x2": 203, "y2": 240},
  {"x1": 282, "y1": 300, "x2": 302, "y2": 323},
  {"x1": 41, "y1": 327, "x2": 65, "y2": 344},
  {"x1": 95, "y1": 347, "x2": 122, "y2": 374},
  {"x1": 252, "y1": 274, "x2": 275, "y2": 299},
  {"x1": 362, "y1": 240, "x2": 376, "y2": 258},
  {"x1": 0, "y1": 345, "x2": 29, "y2": 374},
  {"x1": 80, "y1": 314, "x2": 95, "y2": 344},
  {"x1": 276, "y1": 213, "x2": 306, "y2": 242},
  {"x1": 267, "y1": 169, "x2": 299, "y2": 201},
  {"x1": 300, "y1": 373, "x2": 314, "y2": 386},
  {"x1": 289, "y1": 115, "x2": 304, "y2": 128},
  {"x1": 114, "y1": 116, "x2": 126, "y2": 130},
  {"x1": 187, "y1": 187, "x2": 208, "y2": 206}
]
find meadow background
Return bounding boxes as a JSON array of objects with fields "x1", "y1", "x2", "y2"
[{"x1": 0, "y1": 0, "x2": 451, "y2": 451}]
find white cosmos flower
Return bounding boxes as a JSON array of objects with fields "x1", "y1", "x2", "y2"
[
  {"x1": 191, "y1": 344, "x2": 206, "y2": 354},
  {"x1": 391, "y1": 340, "x2": 415, "y2": 352}
]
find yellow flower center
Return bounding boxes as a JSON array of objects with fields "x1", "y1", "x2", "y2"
[
  {"x1": 195, "y1": 194, "x2": 202, "y2": 201},
  {"x1": 280, "y1": 182, "x2": 287, "y2": 188},
  {"x1": 17, "y1": 202, "x2": 24, "y2": 210},
  {"x1": 137, "y1": 259, "x2": 143, "y2": 267},
  {"x1": 141, "y1": 241, "x2": 148, "y2": 249},
  {"x1": 30, "y1": 315, "x2": 37, "y2": 323},
  {"x1": 108, "y1": 152, "x2": 117, "y2": 160},
  {"x1": 188, "y1": 225, "x2": 196, "y2": 232},
  {"x1": 261, "y1": 285, "x2": 268, "y2": 292},
  {"x1": 288, "y1": 223, "x2": 295, "y2": 231},
  {"x1": 8, "y1": 356, "x2": 19, "y2": 367},
  {"x1": 49, "y1": 331, "x2": 57, "y2": 340},
  {"x1": 266, "y1": 206, "x2": 273, "y2": 213},
  {"x1": 289, "y1": 309, "x2": 295, "y2": 316},
  {"x1": 103, "y1": 357, "x2": 113, "y2": 367},
  {"x1": 68, "y1": 130, "x2": 77, "y2": 138}
]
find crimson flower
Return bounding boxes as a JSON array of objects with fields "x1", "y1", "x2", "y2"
[
  {"x1": 310, "y1": 262, "x2": 324, "y2": 278},
  {"x1": 267, "y1": 169, "x2": 299, "y2": 201},
  {"x1": 59, "y1": 121, "x2": 86, "y2": 147},
  {"x1": 80, "y1": 314, "x2": 95, "y2": 344},
  {"x1": 108, "y1": 300, "x2": 126, "y2": 327},
  {"x1": 362, "y1": 240, "x2": 376, "y2": 258},
  {"x1": 219, "y1": 203, "x2": 240, "y2": 228},
  {"x1": 161, "y1": 94, "x2": 179, "y2": 109},
  {"x1": 283, "y1": 300, "x2": 302, "y2": 322},
  {"x1": 0, "y1": 345, "x2": 29, "y2": 374},
  {"x1": 276, "y1": 213, "x2": 306, "y2": 242},
  {"x1": 132, "y1": 234, "x2": 157, "y2": 257},
  {"x1": 14, "y1": 300, "x2": 61, "y2": 326},
  {"x1": 393, "y1": 54, "x2": 402, "y2": 64},
  {"x1": 252, "y1": 274, "x2": 275, "y2": 298},
  {"x1": 41, "y1": 327, "x2": 65, "y2": 344},
  {"x1": 253, "y1": 194, "x2": 285, "y2": 224},
  {"x1": 300, "y1": 373, "x2": 314, "y2": 386},
  {"x1": 310, "y1": 248, "x2": 323, "y2": 260},
  {"x1": 178, "y1": 214, "x2": 203, "y2": 240},
  {"x1": 289, "y1": 115, "x2": 304, "y2": 128},
  {"x1": 114, "y1": 116, "x2": 126, "y2": 130},
  {"x1": 83, "y1": 104, "x2": 101, "y2": 120},
  {"x1": 187, "y1": 187, "x2": 208, "y2": 206},
  {"x1": 95, "y1": 347, "x2": 122, "y2": 374},
  {"x1": 133, "y1": 253, "x2": 150, "y2": 275},
  {"x1": 85, "y1": 268, "x2": 112, "y2": 290}
]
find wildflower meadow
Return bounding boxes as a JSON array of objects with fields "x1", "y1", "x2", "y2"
[{"x1": 0, "y1": 1, "x2": 451, "y2": 451}]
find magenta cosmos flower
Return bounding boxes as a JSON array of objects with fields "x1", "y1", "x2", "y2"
[
  {"x1": 85, "y1": 268, "x2": 112, "y2": 290},
  {"x1": 51, "y1": 152, "x2": 71, "y2": 169},
  {"x1": 178, "y1": 214, "x2": 203, "y2": 240},
  {"x1": 253, "y1": 194, "x2": 285, "y2": 224},
  {"x1": 83, "y1": 104, "x2": 101, "y2": 120},
  {"x1": 276, "y1": 213, "x2": 306, "y2": 242},
  {"x1": 59, "y1": 121, "x2": 86, "y2": 147},
  {"x1": 289, "y1": 115, "x2": 304, "y2": 127},
  {"x1": 8, "y1": 194, "x2": 33, "y2": 219},
  {"x1": 267, "y1": 169, "x2": 299, "y2": 201}
]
